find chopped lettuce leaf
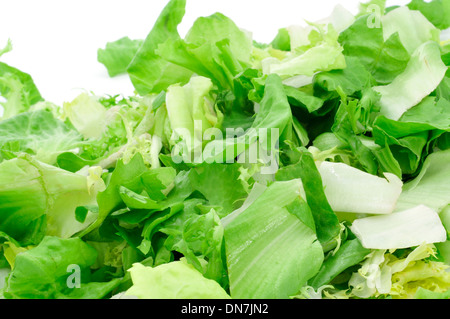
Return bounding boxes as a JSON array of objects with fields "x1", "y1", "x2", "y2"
[
  {"x1": 2, "y1": 236, "x2": 121, "y2": 299},
  {"x1": 98, "y1": 37, "x2": 143, "y2": 77},
  {"x1": 124, "y1": 260, "x2": 231, "y2": 299},
  {"x1": 263, "y1": 23, "x2": 346, "y2": 81},
  {"x1": 395, "y1": 149, "x2": 450, "y2": 212},
  {"x1": 381, "y1": 6, "x2": 440, "y2": 54},
  {"x1": 338, "y1": 14, "x2": 410, "y2": 84},
  {"x1": 2, "y1": 0, "x2": 450, "y2": 300},
  {"x1": 407, "y1": 0, "x2": 450, "y2": 30},
  {"x1": 350, "y1": 205, "x2": 447, "y2": 249},
  {"x1": 349, "y1": 243, "x2": 450, "y2": 298},
  {"x1": 0, "y1": 62, "x2": 43, "y2": 120},
  {"x1": 224, "y1": 179, "x2": 324, "y2": 299},
  {"x1": 0, "y1": 156, "x2": 103, "y2": 244},
  {"x1": 374, "y1": 41, "x2": 447, "y2": 120},
  {"x1": 0, "y1": 110, "x2": 83, "y2": 164},
  {"x1": 318, "y1": 161, "x2": 402, "y2": 215},
  {"x1": 63, "y1": 93, "x2": 108, "y2": 140},
  {"x1": 127, "y1": 0, "x2": 192, "y2": 95}
]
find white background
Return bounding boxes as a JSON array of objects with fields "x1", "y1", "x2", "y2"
[{"x1": 0, "y1": 0, "x2": 409, "y2": 106}]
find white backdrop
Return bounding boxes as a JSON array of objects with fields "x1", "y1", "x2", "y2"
[{"x1": 0, "y1": 0, "x2": 409, "y2": 105}]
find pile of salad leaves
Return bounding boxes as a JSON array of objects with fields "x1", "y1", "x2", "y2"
[{"x1": 1, "y1": 0, "x2": 450, "y2": 299}]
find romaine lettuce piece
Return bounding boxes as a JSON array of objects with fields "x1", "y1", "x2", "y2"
[
  {"x1": 381, "y1": 6, "x2": 440, "y2": 54},
  {"x1": 2, "y1": 236, "x2": 121, "y2": 299},
  {"x1": 156, "y1": 12, "x2": 253, "y2": 91},
  {"x1": 126, "y1": 0, "x2": 192, "y2": 95},
  {"x1": 318, "y1": 161, "x2": 402, "y2": 215},
  {"x1": 0, "y1": 156, "x2": 103, "y2": 244},
  {"x1": 338, "y1": 14, "x2": 410, "y2": 84},
  {"x1": 308, "y1": 238, "x2": 370, "y2": 290},
  {"x1": 123, "y1": 260, "x2": 231, "y2": 299},
  {"x1": 98, "y1": 36, "x2": 143, "y2": 77},
  {"x1": 0, "y1": 62, "x2": 43, "y2": 120},
  {"x1": 165, "y1": 75, "x2": 222, "y2": 162},
  {"x1": 407, "y1": 0, "x2": 450, "y2": 30},
  {"x1": 350, "y1": 205, "x2": 447, "y2": 249},
  {"x1": 349, "y1": 243, "x2": 450, "y2": 298},
  {"x1": 395, "y1": 149, "x2": 450, "y2": 212},
  {"x1": 276, "y1": 148, "x2": 341, "y2": 247},
  {"x1": 0, "y1": 110, "x2": 83, "y2": 164},
  {"x1": 263, "y1": 23, "x2": 346, "y2": 81},
  {"x1": 374, "y1": 41, "x2": 447, "y2": 120},
  {"x1": 63, "y1": 93, "x2": 108, "y2": 140},
  {"x1": 224, "y1": 179, "x2": 324, "y2": 299}
]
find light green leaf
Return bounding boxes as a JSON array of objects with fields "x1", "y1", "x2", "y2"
[
  {"x1": 2, "y1": 236, "x2": 121, "y2": 299},
  {"x1": 395, "y1": 149, "x2": 450, "y2": 212},
  {"x1": 318, "y1": 161, "x2": 402, "y2": 215},
  {"x1": 381, "y1": 6, "x2": 440, "y2": 54},
  {"x1": 309, "y1": 238, "x2": 370, "y2": 289},
  {"x1": 0, "y1": 110, "x2": 83, "y2": 164},
  {"x1": 124, "y1": 260, "x2": 231, "y2": 299},
  {"x1": 126, "y1": 0, "x2": 192, "y2": 95},
  {"x1": 98, "y1": 36, "x2": 143, "y2": 77},
  {"x1": 224, "y1": 179, "x2": 323, "y2": 299},
  {"x1": 0, "y1": 156, "x2": 102, "y2": 244},
  {"x1": 338, "y1": 14, "x2": 410, "y2": 84},
  {"x1": 165, "y1": 75, "x2": 222, "y2": 161},
  {"x1": 408, "y1": 0, "x2": 450, "y2": 30},
  {"x1": 0, "y1": 39, "x2": 12, "y2": 58},
  {"x1": 63, "y1": 93, "x2": 108, "y2": 140},
  {"x1": 374, "y1": 41, "x2": 447, "y2": 120},
  {"x1": 0, "y1": 62, "x2": 43, "y2": 120},
  {"x1": 156, "y1": 12, "x2": 252, "y2": 90},
  {"x1": 263, "y1": 24, "x2": 346, "y2": 79},
  {"x1": 407, "y1": 0, "x2": 450, "y2": 30}
]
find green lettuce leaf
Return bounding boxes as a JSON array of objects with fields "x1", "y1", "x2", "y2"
[
  {"x1": 223, "y1": 179, "x2": 324, "y2": 299},
  {"x1": 78, "y1": 153, "x2": 149, "y2": 237},
  {"x1": 309, "y1": 238, "x2": 370, "y2": 290},
  {"x1": 395, "y1": 149, "x2": 450, "y2": 212},
  {"x1": 160, "y1": 203, "x2": 227, "y2": 286},
  {"x1": 187, "y1": 163, "x2": 248, "y2": 217},
  {"x1": 407, "y1": 0, "x2": 450, "y2": 30},
  {"x1": 415, "y1": 287, "x2": 450, "y2": 299},
  {"x1": 350, "y1": 204, "x2": 447, "y2": 249},
  {"x1": 63, "y1": 93, "x2": 108, "y2": 140},
  {"x1": 156, "y1": 12, "x2": 252, "y2": 90},
  {"x1": 349, "y1": 243, "x2": 450, "y2": 298},
  {"x1": 381, "y1": 6, "x2": 440, "y2": 54},
  {"x1": 276, "y1": 148, "x2": 341, "y2": 247},
  {"x1": 0, "y1": 156, "x2": 103, "y2": 244},
  {"x1": 262, "y1": 23, "x2": 346, "y2": 81},
  {"x1": 126, "y1": 0, "x2": 192, "y2": 95},
  {"x1": 98, "y1": 36, "x2": 143, "y2": 77},
  {"x1": 202, "y1": 74, "x2": 291, "y2": 167},
  {"x1": 338, "y1": 14, "x2": 410, "y2": 84},
  {"x1": 165, "y1": 75, "x2": 223, "y2": 162},
  {"x1": 122, "y1": 260, "x2": 230, "y2": 299},
  {"x1": 0, "y1": 62, "x2": 43, "y2": 120},
  {"x1": 2, "y1": 236, "x2": 121, "y2": 299},
  {"x1": 0, "y1": 110, "x2": 83, "y2": 164},
  {"x1": 373, "y1": 41, "x2": 447, "y2": 120}
]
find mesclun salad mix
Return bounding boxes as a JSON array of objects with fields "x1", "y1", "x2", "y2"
[{"x1": 0, "y1": 0, "x2": 449, "y2": 299}]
